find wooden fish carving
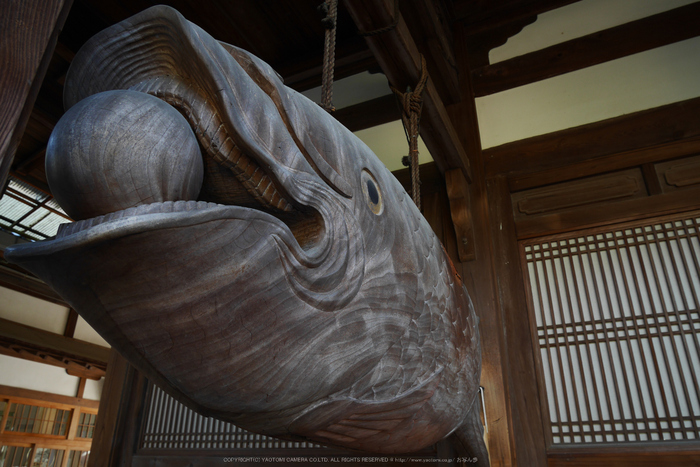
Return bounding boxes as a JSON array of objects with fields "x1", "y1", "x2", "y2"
[{"x1": 5, "y1": 6, "x2": 487, "y2": 463}]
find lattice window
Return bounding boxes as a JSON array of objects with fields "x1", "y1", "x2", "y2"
[
  {"x1": 0, "y1": 176, "x2": 70, "y2": 241},
  {"x1": 32, "y1": 447, "x2": 65, "y2": 467},
  {"x1": 140, "y1": 385, "x2": 322, "y2": 450},
  {"x1": 4, "y1": 403, "x2": 70, "y2": 437},
  {"x1": 65, "y1": 450, "x2": 90, "y2": 467},
  {"x1": 522, "y1": 212, "x2": 700, "y2": 445},
  {"x1": 0, "y1": 445, "x2": 32, "y2": 467},
  {"x1": 75, "y1": 412, "x2": 96, "y2": 439}
]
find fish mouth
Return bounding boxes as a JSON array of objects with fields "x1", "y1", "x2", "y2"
[{"x1": 7, "y1": 5, "x2": 365, "y2": 312}]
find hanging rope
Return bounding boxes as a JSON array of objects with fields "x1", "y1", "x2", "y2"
[
  {"x1": 319, "y1": 0, "x2": 338, "y2": 113},
  {"x1": 390, "y1": 55, "x2": 428, "y2": 211}
]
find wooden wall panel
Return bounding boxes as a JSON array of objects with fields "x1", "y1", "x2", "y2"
[
  {"x1": 512, "y1": 169, "x2": 646, "y2": 220},
  {"x1": 655, "y1": 154, "x2": 700, "y2": 192},
  {"x1": 484, "y1": 97, "x2": 700, "y2": 182}
]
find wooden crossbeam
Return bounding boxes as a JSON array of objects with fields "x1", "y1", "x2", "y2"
[
  {"x1": 472, "y1": 2, "x2": 700, "y2": 97},
  {"x1": 343, "y1": 0, "x2": 472, "y2": 182},
  {"x1": 0, "y1": 317, "x2": 110, "y2": 380},
  {"x1": 0, "y1": 263, "x2": 67, "y2": 306},
  {"x1": 333, "y1": 94, "x2": 400, "y2": 132},
  {"x1": 484, "y1": 96, "x2": 700, "y2": 180}
]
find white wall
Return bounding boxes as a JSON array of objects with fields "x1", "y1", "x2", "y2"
[
  {"x1": 0, "y1": 286, "x2": 108, "y2": 400},
  {"x1": 475, "y1": 0, "x2": 700, "y2": 149},
  {"x1": 0, "y1": 285, "x2": 70, "y2": 333},
  {"x1": 0, "y1": 355, "x2": 80, "y2": 397}
]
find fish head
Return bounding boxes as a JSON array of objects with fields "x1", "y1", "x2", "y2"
[{"x1": 4, "y1": 5, "x2": 480, "y2": 453}]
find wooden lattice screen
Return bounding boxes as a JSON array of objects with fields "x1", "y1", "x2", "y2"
[
  {"x1": 521, "y1": 211, "x2": 700, "y2": 446},
  {"x1": 139, "y1": 385, "x2": 322, "y2": 450}
]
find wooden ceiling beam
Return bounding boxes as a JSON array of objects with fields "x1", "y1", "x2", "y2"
[
  {"x1": 333, "y1": 94, "x2": 399, "y2": 132},
  {"x1": 280, "y1": 46, "x2": 377, "y2": 92},
  {"x1": 0, "y1": 318, "x2": 110, "y2": 369},
  {"x1": 342, "y1": 0, "x2": 471, "y2": 182},
  {"x1": 400, "y1": 0, "x2": 461, "y2": 104},
  {"x1": 484, "y1": 96, "x2": 700, "y2": 180},
  {"x1": 472, "y1": 2, "x2": 700, "y2": 97},
  {"x1": 0, "y1": 262, "x2": 67, "y2": 306},
  {"x1": 454, "y1": 0, "x2": 580, "y2": 35}
]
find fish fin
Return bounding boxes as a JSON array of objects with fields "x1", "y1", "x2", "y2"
[{"x1": 449, "y1": 398, "x2": 490, "y2": 466}]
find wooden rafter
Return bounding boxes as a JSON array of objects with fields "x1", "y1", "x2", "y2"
[
  {"x1": 472, "y1": 2, "x2": 700, "y2": 97},
  {"x1": 342, "y1": 0, "x2": 472, "y2": 182},
  {"x1": 400, "y1": 0, "x2": 460, "y2": 104}
]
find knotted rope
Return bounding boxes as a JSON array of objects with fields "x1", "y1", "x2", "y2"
[
  {"x1": 319, "y1": 0, "x2": 338, "y2": 113},
  {"x1": 390, "y1": 55, "x2": 428, "y2": 210}
]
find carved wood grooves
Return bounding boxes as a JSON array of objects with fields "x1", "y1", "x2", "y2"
[
  {"x1": 0, "y1": 0, "x2": 73, "y2": 195},
  {"x1": 512, "y1": 170, "x2": 645, "y2": 217}
]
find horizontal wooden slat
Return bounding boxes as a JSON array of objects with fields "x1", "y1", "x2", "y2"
[
  {"x1": 547, "y1": 442, "x2": 700, "y2": 467},
  {"x1": 472, "y1": 2, "x2": 700, "y2": 97},
  {"x1": 509, "y1": 137, "x2": 700, "y2": 193},
  {"x1": 0, "y1": 433, "x2": 92, "y2": 451}
]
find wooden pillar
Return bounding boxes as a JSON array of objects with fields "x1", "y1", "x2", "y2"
[
  {"x1": 486, "y1": 176, "x2": 548, "y2": 465},
  {"x1": 443, "y1": 23, "x2": 547, "y2": 466},
  {"x1": 89, "y1": 349, "x2": 147, "y2": 467},
  {"x1": 0, "y1": 0, "x2": 73, "y2": 194}
]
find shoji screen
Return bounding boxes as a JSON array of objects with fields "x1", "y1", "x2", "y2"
[{"x1": 521, "y1": 212, "x2": 700, "y2": 446}]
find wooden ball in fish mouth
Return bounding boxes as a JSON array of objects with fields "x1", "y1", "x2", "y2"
[{"x1": 46, "y1": 90, "x2": 203, "y2": 221}]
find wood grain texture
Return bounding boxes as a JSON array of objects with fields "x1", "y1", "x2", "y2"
[
  {"x1": 0, "y1": 0, "x2": 72, "y2": 194},
  {"x1": 512, "y1": 169, "x2": 646, "y2": 217},
  {"x1": 487, "y1": 176, "x2": 548, "y2": 466},
  {"x1": 6, "y1": 6, "x2": 486, "y2": 461},
  {"x1": 343, "y1": 0, "x2": 472, "y2": 182},
  {"x1": 547, "y1": 443, "x2": 700, "y2": 467},
  {"x1": 515, "y1": 185, "x2": 700, "y2": 239},
  {"x1": 89, "y1": 350, "x2": 146, "y2": 467},
  {"x1": 656, "y1": 154, "x2": 700, "y2": 191},
  {"x1": 485, "y1": 97, "x2": 700, "y2": 180}
]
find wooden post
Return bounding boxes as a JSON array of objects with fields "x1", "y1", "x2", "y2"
[
  {"x1": 89, "y1": 350, "x2": 147, "y2": 467},
  {"x1": 487, "y1": 175, "x2": 548, "y2": 466},
  {"x1": 0, "y1": 0, "x2": 74, "y2": 194},
  {"x1": 442, "y1": 22, "x2": 516, "y2": 467}
]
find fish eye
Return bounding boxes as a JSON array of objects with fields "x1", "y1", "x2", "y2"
[{"x1": 361, "y1": 169, "x2": 383, "y2": 215}]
